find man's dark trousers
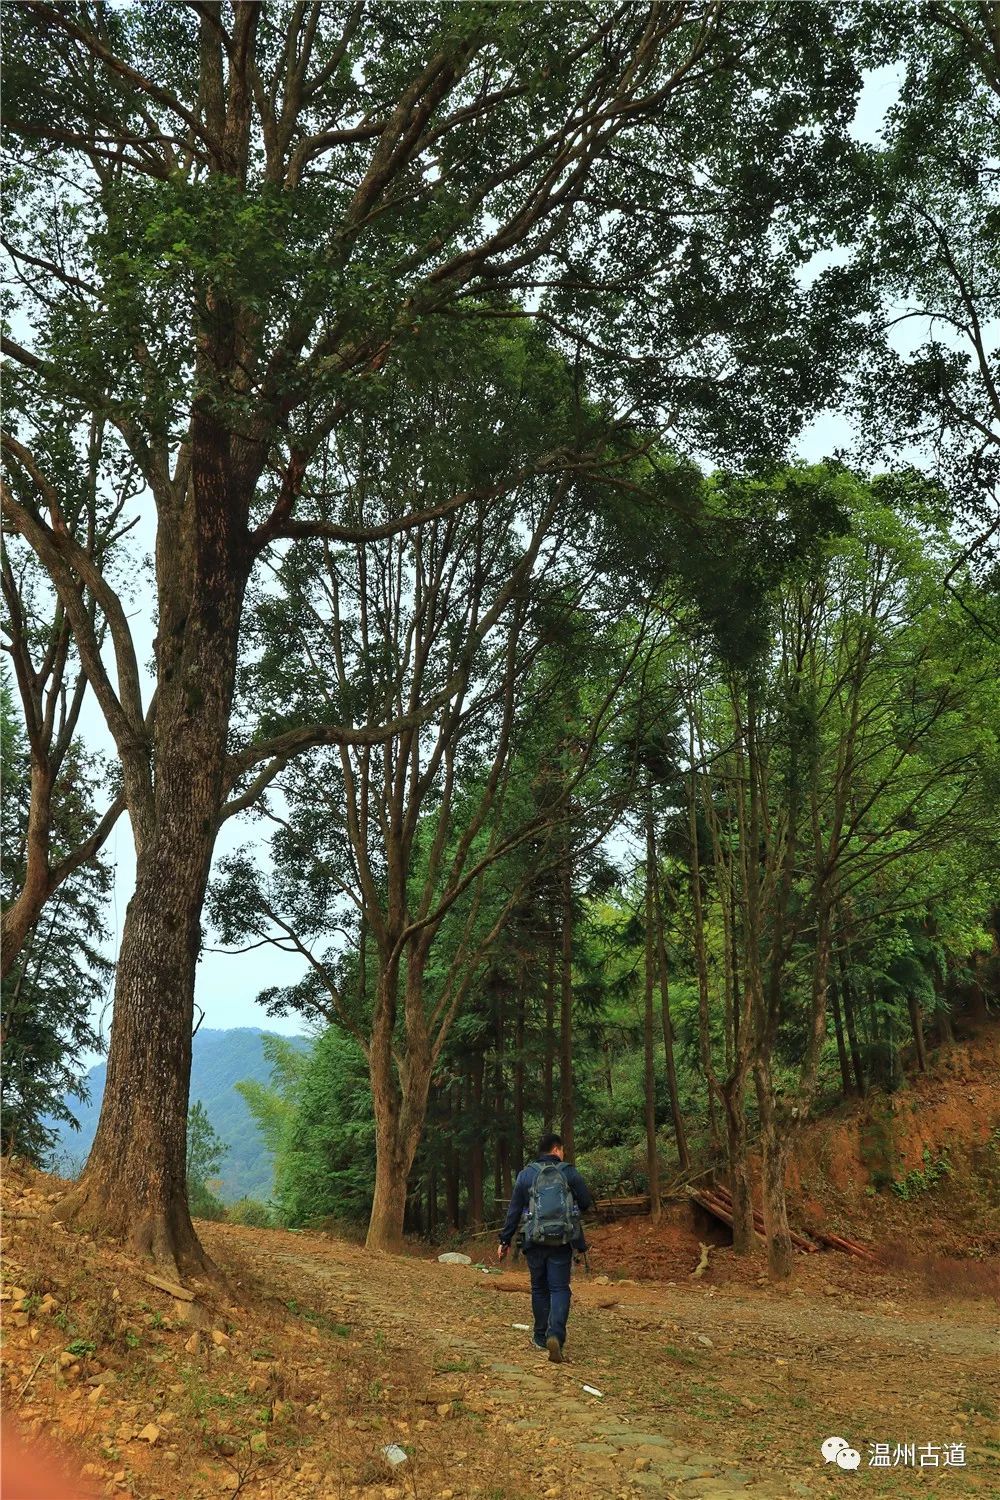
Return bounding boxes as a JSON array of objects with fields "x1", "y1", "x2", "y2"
[{"x1": 524, "y1": 1244, "x2": 573, "y2": 1347}]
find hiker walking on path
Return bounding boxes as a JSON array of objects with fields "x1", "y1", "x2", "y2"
[{"x1": 497, "y1": 1132, "x2": 594, "y2": 1362}]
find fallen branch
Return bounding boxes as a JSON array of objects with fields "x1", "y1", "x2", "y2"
[
  {"x1": 689, "y1": 1242, "x2": 712, "y2": 1279},
  {"x1": 16, "y1": 1352, "x2": 46, "y2": 1403}
]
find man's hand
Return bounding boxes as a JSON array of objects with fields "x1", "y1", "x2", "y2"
[{"x1": 497, "y1": 1242, "x2": 508, "y2": 1263}]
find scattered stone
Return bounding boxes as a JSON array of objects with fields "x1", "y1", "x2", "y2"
[
  {"x1": 249, "y1": 1432, "x2": 268, "y2": 1453},
  {"x1": 632, "y1": 1457, "x2": 651, "y2": 1473},
  {"x1": 435, "y1": 1403, "x2": 453, "y2": 1418},
  {"x1": 174, "y1": 1298, "x2": 213, "y2": 1328},
  {"x1": 437, "y1": 1253, "x2": 472, "y2": 1265},
  {"x1": 138, "y1": 1423, "x2": 161, "y2": 1445},
  {"x1": 210, "y1": 1328, "x2": 231, "y2": 1347},
  {"x1": 183, "y1": 1332, "x2": 202, "y2": 1356},
  {"x1": 87, "y1": 1384, "x2": 106, "y2": 1404},
  {"x1": 58, "y1": 1352, "x2": 75, "y2": 1369},
  {"x1": 696, "y1": 1334, "x2": 714, "y2": 1347}
]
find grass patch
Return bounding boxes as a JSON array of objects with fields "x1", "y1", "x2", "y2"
[{"x1": 661, "y1": 1342, "x2": 700, "y2": 1366}]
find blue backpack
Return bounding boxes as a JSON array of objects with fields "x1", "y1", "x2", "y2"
[{"x1": 523, "y1": 1160, "x2": 577, "y2": 1247}]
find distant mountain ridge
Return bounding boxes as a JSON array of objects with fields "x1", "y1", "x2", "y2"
[{"x1": 47, "y1": 1027, "x2": 308, "y2": 1203}]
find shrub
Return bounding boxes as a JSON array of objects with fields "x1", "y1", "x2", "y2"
[
  {"x1": 226, "y1": 1197, "x2": 275, "y2": 1228},
  {"x1": 188, "y1": 1178, "x2": 226, "y2": 1221}
]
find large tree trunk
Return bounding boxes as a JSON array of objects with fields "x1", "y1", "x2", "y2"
[
  {"x1": 722, "y1": 1076, "x2": 755, "y2": 1254},
  {"x1": 513, "y1": 974, "x2": 525, "y2": 1168},
  {"x1": 543, "y1": 910, "x2": 556, "y2": 1133},
  {"x1": 368, "y1": 1140, "x2": 412, "y2": 1252},
  {"x1": 559, "y1": 854, "x2": 574, "y2": 1158},
  {"x1": 55, "y1": 469, "x2": 249, "y2": 1273},
  {"x1": 644, "y1": 799, "x2": 661, "y2": 1221},
  {"x1": 651, "y1": 853, "x2": 689, "y2": 1170},
  {"x1": 754, "y1": 1061, "x2": 793, "y2": 1280},
  {"x1": 368, "y1": 1063, "x2": 432, "y2": 1251},
  {"x1": 467, "y1": 1050, "x2": 485, "y2": 1231},
  {"x1": 366, "y1": 958, "x2": 437, "y2": 1250},
  {"x1": 444, "y1": 1086, "x2": 460, "y2": 1229},
  {"x1": 55, "y1": 837, "x2": 212, "y2": 1272},
  {"x1": 686, "y1": 732, "x2": 720, "y2": 1154},
  {"x1": 495, "y1": 993, "x2": 512, "y2": 1197}
]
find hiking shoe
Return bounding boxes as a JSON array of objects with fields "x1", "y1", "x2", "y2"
[
  {"x1": 546, "y1": 1335, "x2": 563, "y2": 1363},
  {"x1": 531, "y1": 1337, "x2": 547, "y2": 1352}
]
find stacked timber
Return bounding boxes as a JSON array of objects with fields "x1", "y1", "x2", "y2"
[
  {"x1": 592, "y1": 1194, "x2": 651, "y2": 1222},
  {"x1": 689, "y1": 1183, "x2": 875, "y2": 1260}
]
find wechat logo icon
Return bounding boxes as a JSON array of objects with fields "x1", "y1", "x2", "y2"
[{"x1": 822, "y1": 1436, "x2": 862, "y2": 1471}]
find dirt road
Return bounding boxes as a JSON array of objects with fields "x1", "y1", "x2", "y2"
[
  {"x1": 240, "y1": 1225, "x2": 998, "y2": 1500},
  {"x1": 3, "y1": 1187, "x2": 996, "y2": 1500}
]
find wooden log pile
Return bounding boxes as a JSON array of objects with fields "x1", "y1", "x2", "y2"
[
  {"x1": 690, "y1": 1184, "x2": 875, "y2": 1261},
  {"x1": 689, "y1": 1184, "x2": 818, "y2": 1253},
  {"x1": 809, "y1": 1228, "x2": 877, "y2": 1262},
  {"x1": 592, "y1": 1194, "x2": 653, "y2": 1222}
]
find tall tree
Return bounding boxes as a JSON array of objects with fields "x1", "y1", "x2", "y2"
[
  {"x1": 0, "y1": 1, "x2": 864, "y2": 1269},
  {"x1": 0, "y1": 673, "x2": 111, "y2": 1163},
  {"x1": 211, "y1": 348, "x2": 650, "y2": 1248}
]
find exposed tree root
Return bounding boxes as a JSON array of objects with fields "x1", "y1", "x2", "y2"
[{"x1": 50, "y1": 1178, "x2": 222, "y2": 1285}]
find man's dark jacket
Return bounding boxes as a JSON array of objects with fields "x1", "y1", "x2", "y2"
[{"x1": 499, "y1": 1154, "x2": 594, "y2": 1249}]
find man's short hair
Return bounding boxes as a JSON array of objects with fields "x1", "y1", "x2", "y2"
[{"x1": 538, "y1": 1132, "x2": 563, "y2": 1155}]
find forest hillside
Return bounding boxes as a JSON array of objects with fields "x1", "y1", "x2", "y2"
[{"x1": 45, "y1": 1032, "x2": 308, "y2": 1204}]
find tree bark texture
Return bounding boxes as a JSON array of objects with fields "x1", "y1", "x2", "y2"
[
  {"x1": 543, "y1": 905, "x2": 556, "y2": 1133},
  {"x1": 56, "y1": 431, "x2": 254, "y2": 1271},
  {"x1": 754, "y1": 1061, "x2": 793, "y2": 1280},
  {"x1": 644, "y1": 799, "x2": 661, "y2": 1220},
  {"x1": 559, "y1": 851, "x2": 574, "y2": 1159},
  {"x1": 651, "y1": 854, "x2": 690, "y2": 1170},
  {"x1": 722, "y1": 1077, "x2": 756, "y2": 1254}
]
